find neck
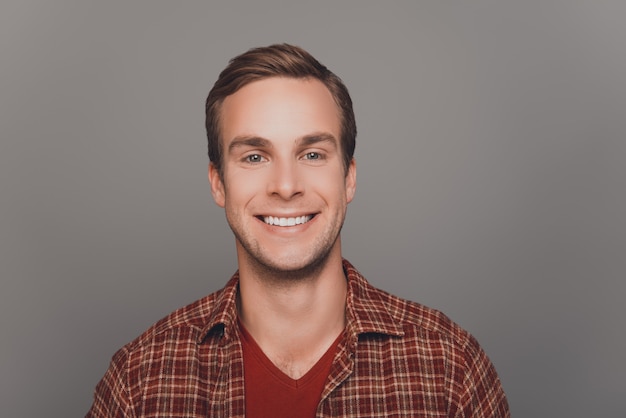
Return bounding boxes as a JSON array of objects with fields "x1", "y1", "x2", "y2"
[{"x1": 236, "y1": 251, "x2": 347, "y2": 378}]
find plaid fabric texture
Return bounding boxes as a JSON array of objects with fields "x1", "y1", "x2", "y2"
[{"x1": 87, "y1": 259, "x2": 510, "y2": 417}]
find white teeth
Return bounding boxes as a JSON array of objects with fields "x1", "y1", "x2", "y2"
[{"x1": 263, "y1": 215, "x2": 313, "y2": 226}]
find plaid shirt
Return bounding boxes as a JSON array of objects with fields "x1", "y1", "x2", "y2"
[{"x1": 87, "y1": 260, "x2": 510, "y2": 417}]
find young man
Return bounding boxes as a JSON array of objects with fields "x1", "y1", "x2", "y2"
[{"x1": 87, "y1": 44, "x2": 510, "y2": 417}]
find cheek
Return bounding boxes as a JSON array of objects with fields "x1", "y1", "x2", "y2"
[
  {"x1": 309, "y1": 171, "x2": 349, "y2": 202},
  {"x1": 224, "y1": 171, "x2": 265, "y2": 206}
]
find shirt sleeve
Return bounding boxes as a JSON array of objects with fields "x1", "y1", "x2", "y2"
[
  {"x1": 454, "y1": 335, "x2": 510, "y2": 418},
  {"x1": 86, "y1": 347, "x2": 135, "y2": 418}
]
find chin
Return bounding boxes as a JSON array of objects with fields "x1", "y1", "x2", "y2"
[{"x1": 251, "y1": 250, "x2": 333, "y2": 279}]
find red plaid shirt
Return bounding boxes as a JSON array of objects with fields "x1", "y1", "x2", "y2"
[{"x1": 87, "y1": 260, "x2": 510, "y2": 417}]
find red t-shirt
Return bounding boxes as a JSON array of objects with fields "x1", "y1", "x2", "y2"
[{"x1": 238, "y1": 320, "x2": 342, "y2": 418}]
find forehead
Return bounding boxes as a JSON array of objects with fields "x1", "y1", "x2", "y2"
[{"x1": 219, "y1": 77, "x2": 341, "y2": 144}]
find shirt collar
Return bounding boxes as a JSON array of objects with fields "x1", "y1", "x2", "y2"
[
  {"x1": 342, "y1": 259, "x2": 405, "y2": 338},
  {"x1": 197, "y1": 271, "x2": 240, "y2": 344},
  {"x1": 196, "y1": 259, "x2": 404, "y2": 344}
]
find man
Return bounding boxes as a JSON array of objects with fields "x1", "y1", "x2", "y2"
[{"x1": 87, "y1": 44, "x2": 509, "y2": 417}]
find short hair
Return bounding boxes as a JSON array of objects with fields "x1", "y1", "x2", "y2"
[{"x1": 205, "y1": 44, "x2": 356, "y2": 179}]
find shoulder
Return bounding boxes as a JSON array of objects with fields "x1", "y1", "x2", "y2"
[
  {"x1": 367, "y1": 289, "x2": 510, "y2": 416},
  {"x1": 113, "y1": 274, "x2": 239, "y2": 364},
  {"x1": 346, "y1": 264, "x2": 509, "y2": 414},
  {"x1": 345, "y1": 260, "x2": 475, "y2": 352},
  {"x1": 374, "y1": 285, "x2": 477, "y2": 351},
  {"x1": 131, "y1": 292, "x2": 217, "y2": 349},
  {"x1": 344, "y1": 260, "x2": 490, "y2": 373},
  {"x1": 88, "y1": 277, "x2": 241, "y2": 415}
]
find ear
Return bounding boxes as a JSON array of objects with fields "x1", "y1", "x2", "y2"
[
  {"x1": 345, "y1": 158, "x2": 357, "y2": 203},
  {"x1": 208, "y1": 163, "x2": 226, "y2": 208}
]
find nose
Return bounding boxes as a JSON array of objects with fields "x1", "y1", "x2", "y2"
[{"x1": 267, "y1": 159, "x2": 303, "y2": 200}]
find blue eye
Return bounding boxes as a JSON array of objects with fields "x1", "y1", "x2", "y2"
[
  {"x1": 245, "y1": 154, "x2": 263, "y2": 163},
  {"x1": 304, "y1": 152, "x2": 321, "y2": 160}
]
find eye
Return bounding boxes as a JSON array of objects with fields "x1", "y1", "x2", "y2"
[
  {"x1": 244, "y1": 154, "x2": 265, "y2": 163},
  {"x1": 303, "y1": 152, "x2": 322, "y2": 160}
]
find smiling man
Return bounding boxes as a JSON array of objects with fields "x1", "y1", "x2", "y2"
[{"x1": 87, "y1": 44, "x2": 509, "y2": 417}]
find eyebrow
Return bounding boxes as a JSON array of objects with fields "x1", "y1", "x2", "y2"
[
  {"x1": 228, "y1": 136, "x2": 273, "y2": 153},
  {"x1": 297, "y1": 132, "x2": 338, "y2": 149},
  {"x1": 227, "y1": 132, "x2": 338, "y2": 153}
]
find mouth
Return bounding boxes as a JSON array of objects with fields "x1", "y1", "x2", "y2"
[{"x1": 258, "y1": 214, "x2": 315, "y2": 227}]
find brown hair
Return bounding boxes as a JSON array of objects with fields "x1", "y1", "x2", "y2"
[{"x1": 205, "y1": 44, "x2": 356, "y2": 178}]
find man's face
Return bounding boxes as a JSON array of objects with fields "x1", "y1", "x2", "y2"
[{"x1": 209, "y1": 77, "x2": 356, "y2": 275}]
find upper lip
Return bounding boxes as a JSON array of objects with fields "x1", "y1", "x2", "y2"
[
  {"x1": 256, "y1": 213, "x2": 317, "y2": 226},
  {"x1": 257, "y1": 213, "x2": 315, "y2": 218},
  {"x1": 259, "y1": 214, "x2": 316, "y2": 227}
]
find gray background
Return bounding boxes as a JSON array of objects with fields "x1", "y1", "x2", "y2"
[{"x1": 1, "y1": 1, "x2": 624, "y2": 416}]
